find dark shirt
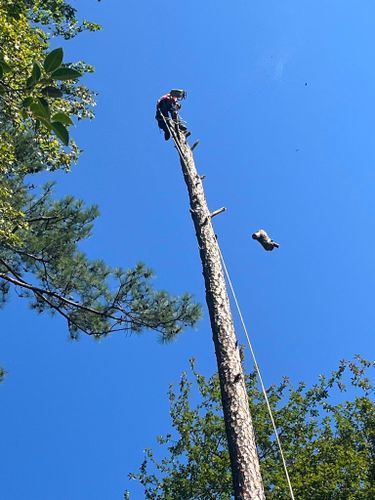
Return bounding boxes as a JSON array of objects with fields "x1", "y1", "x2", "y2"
[{"x1": 155, "y1": 94, "x2": 179, "y2": 121}]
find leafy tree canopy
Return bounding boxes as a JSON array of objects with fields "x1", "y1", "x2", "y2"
[
  {"x1": 130, "y1": 355, "x2": 375, "y2": 499},
  {"x1": 0, "y1": 0, "x2": 201, "y2": 348}
]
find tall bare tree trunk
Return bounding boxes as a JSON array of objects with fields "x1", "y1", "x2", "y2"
[{"x1": 172, "y1": 130, "x2": 265, "y2": 499}]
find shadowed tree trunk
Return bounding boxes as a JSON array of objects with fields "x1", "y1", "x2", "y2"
[{"x1": 170, "y1": 126, "x2": 265, "y2": 499}]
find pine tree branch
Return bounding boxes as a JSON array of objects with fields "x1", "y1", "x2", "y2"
[
  {"x1": 0, "y1": 257, "x2": 120, "y2": 320},
  {"x1": 0, "y1": 257, "x2": 196, "y2": 337}
]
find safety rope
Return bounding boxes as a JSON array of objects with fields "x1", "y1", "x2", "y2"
[
  {"x1": 157, "y1": 108, "x2": 186, "y2": 159},
  {"x1": 217, "y1": 243, "x2": 296, "y2": 500},
  {"x1": 159, "y1": 110, "x2": 295, "y2": 498}
]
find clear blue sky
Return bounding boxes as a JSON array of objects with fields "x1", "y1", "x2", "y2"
[{"x1": 1, "y1": 1, "x2": 374, "y2": 498}]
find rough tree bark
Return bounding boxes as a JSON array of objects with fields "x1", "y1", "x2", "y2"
[{"x1": 171, "y1": 128, "x2": 265, "y2": 499}]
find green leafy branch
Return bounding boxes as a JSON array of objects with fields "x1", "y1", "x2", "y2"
[
  {"x1": 0, "y1": 47, "x2": 82, "y2": 145},
  {"x1": 129, "y1": 357, "x2": 375, "y2": 499},
  {"x1": 25, "y1": 48, "x2": 81, "y2": 144}
]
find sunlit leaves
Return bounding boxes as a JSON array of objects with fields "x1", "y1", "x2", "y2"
[
  {"x1": 0, "y1": 60, "x2": 11, "y2": 74},
  {"x1": 0, "y1": 52, "x2": 11, "y2": 78},
  {"x1": 0, "y1": 13, "x2": 89, "y2": 147},
  {"x1": 30, "y1": 99, "x2": 49, "y2": 120},
  {"x1": 41, "y1": 86, "x2": 63, "y2": 98},
  {"x1": 51, "y1": 112, "x2": 73, "y2": 126},
  {"x1": 131, "y1": 357, "x2": 375, "y2": 499},
  {"x1": 43, "y1": 47, "x2": 63, "y2": 73},
  {"x1": 24, "y1": 95, "x2": 71, "y2": 144},
  {"x1": 0, "y1": 3, "x2": 87, "y2": 242},
  {"x1": 7, "y1": 44, "x2": 82, "y2": 144},
  {"x1": 21, "y1": 96, "x2": 33, "y2": 107},
  {"x1": 51, "y1": 121, "x2": 69, "y2": 145},
  {"x1": 31, "y1": 61, "x2": 41, "y2": 83},
  {"x1": 51, "y1": 66, "x2": 81, "y2": 81}
]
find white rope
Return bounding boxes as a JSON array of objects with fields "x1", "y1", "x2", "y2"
[
  {"x1": 158, "y1": 111, "x2": 186, "y2": 159},
  {"x1": 217, "y1": 244, "x2": 296, "y2": 500}
]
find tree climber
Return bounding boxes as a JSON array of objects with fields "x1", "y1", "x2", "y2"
[{"x1": 155, "y1": 89, "x2": 189, "y2": 141}]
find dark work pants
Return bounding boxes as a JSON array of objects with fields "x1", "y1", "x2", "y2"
[{"x1": 157, "y1": 119, "x2": 171, "y2": 140}]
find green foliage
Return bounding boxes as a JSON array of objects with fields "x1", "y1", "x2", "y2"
[
  {"x1": 1, "y1": 37, "x2": 84, "y2": 145},
  {"x1": 51, "y1": 121, "x2": 69, "y2": 145},
  {"x1": 0, "y1": 181, "x2": 201, "y2": 339},
  {"x1": 51, "y1": 66, "x2": 81, "y2": 81},
  {"x1": 0, "y1": 0, "x2": 201, "y2": 341},
  {"x1": 0, "y1": 0, "x2": 91, "y2": 242},
  {"x1": 1, "y1": 0, "x2": 101, "y2": 39},
  {"x1": 0, "y1": 6, "x2": 87, "y2": 218},
  {"x1": 44, "y1": 47, "x2": 63, "y2": 72},
  {"x1": 130, "y1": 356, "x2": 375, "y2": 499}
]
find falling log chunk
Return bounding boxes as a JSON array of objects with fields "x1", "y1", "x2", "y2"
[{"x1": 252, "y1": 229, "x2": 280, "y2": 251}]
